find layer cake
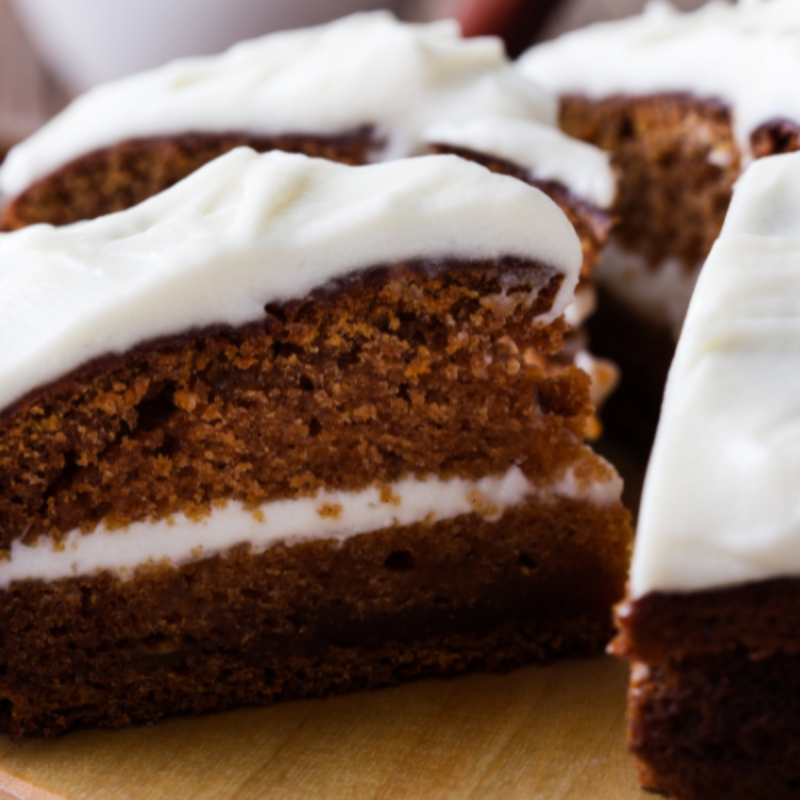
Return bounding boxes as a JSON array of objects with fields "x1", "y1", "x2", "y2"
[{"x1": 0, "y1": 148, "x2": 632, "y2": 736}]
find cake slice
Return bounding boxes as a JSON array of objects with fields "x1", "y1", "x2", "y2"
[
  {"x1": 613, "y1": 152, "x2": 800, "y2": 799},
  {"x1": 0, "y1": 12, "x2": 614, "y2": 246},
  {"x1": 0, "y1": 12, "x2": 619, "y2": 431},
  {"x1": 518, "y1": 0, "x2": 800, "y2": 445},
  {"x1": 0, "y1": 149, "x2": 631, "y2": 737}
]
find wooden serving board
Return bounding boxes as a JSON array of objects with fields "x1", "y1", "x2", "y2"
[{"x1": 0, "y1": 656, "x2": 647, "y2": 800}]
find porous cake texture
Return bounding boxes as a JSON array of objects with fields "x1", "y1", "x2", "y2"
[
  {"x1": 518, "y1": 0, "x2": 800, "y2": 444},
  {"x1": 0, "y1": 150, "x2": 631, "y2": 736},
  {"x1": 613, "y1": 153, "x2": 800, "y2": 799}
]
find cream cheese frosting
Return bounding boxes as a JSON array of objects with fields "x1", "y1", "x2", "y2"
[
  {"x1": 0, "y1": 11, "x2": 611, "y2": 210},
  {"x1": 0, "y1": 462, "x2": 623, "y2": 589},
  {"x1": 0, "y1": 147, "x2": 581, "y2": 415},
  {"x1": 423, "y1": 116, "x2": 615, "y2": 209},
  {"x1": 633, "y1": 151, "x2": 800, "y2": 596},
  {"x1": 518, "y1": 0, "x2": 800, "y2": 153}
]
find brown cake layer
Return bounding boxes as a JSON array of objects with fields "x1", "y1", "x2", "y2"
[
  {"x1": 0, "y1": 491, "x2": 631, "y2": 737},
  {"x1": 0, "y1": 257, "x2": 589, "y2": 552},
  {"x1": 0, "y1": 130, "x2": 378, "y2": 231},
  {"x1": 560, "y1": 96, "x2": 800, "y2": 280},
  {"x1": 615, "y1": 578, "x2": 800, "y2": 664},
  {"x1": 614, "y1": 579, "x2": 800, "y2": 799},
  {"x1": 427, "y1": 142, "x2": 617, "y2": 436},
  {"x1": 560, "y1": 93, "x2": 740, "y2": 269}
]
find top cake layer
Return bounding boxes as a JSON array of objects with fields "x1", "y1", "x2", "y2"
[
  {"x1": 0, "y1": 12, "x2": 613, "y2": 208},
  {"x1": 518, "y1": 0, "x2": 800, "y2": 151},
  {"x1": 633, "y1": 151, "x2": 800, "y2": 596},
  {"x1": 0, "y1": 148, "x2": 581, "y2": 416}
]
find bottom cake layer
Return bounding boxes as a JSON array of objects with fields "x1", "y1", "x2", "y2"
[
  {"x1": 629, "y1": 651, "x2": 800, "y2": 800},
  {"x1": 0, "y1": 492, "x2": 630, "y2": 737},
  {"x1": 616, "y1": 579, "x2": 800, "y2": 800}
]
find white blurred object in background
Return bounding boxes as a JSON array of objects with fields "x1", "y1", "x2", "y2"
[{"x1": 9, "y1": 0, "x2": 404, "y2": 94}]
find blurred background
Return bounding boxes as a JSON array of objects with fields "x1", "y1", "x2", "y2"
[{"x1": 0, "y1": 0, "x2": 707, "y2": 155}]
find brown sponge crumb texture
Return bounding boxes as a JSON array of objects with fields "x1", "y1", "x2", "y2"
[
  {"x1": 614, "y1": 580, "x2": 800, "y2": 800},
  {"x1": 560, "y1": 93, "x2": 740, "y2": 269},
  {"x1": 560, "y1": 95, "x2": 800, "y2": 447}
]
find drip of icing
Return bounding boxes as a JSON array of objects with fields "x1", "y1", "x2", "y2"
[
  {"x1": 1, "y1": 463, "x2": 622, "y2": 588},
  {"x1": 519, "y1": 0, "x2": 800, "y2": 153},
  {"x1": 0, "y1": 149, "x2": 581, "y2": 415},
  {"x1": 633, "y1": 151, "x2": 800, "y2": 595}
]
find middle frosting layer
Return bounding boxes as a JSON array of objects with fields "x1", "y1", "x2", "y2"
[
  {"x1": 0, "y1": 149, "x2": 581, "y2": 415},
  {"x1": 1, "y1": 463, "x2": 623, "y2": 589}
]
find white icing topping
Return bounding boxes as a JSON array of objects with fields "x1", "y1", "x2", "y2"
[
  {"x1": 0, "y1": 148, "x2": 581, "y2": 415},
  {"x1": 1, "y1": 12, "x2": 575, "y2": 198},
  {"x1": 0, "y1": 463, "x2": 622, "y2": 589},
  {"x1": 424, "y1": 116, "x2": 615, "y2": 208},
  {"x1": 595, "y1": 240, "x2": 702, "y2": 339},
  {"x1": 518, "y1": 0, "x2": 800, "y2": 152},
  {"x1": 633, "y1": 151, "x2": 800, "y2": 595}
]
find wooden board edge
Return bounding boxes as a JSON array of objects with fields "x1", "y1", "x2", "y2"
[{"x1": 0, "y1": 770, "x2": 66, "y2": 800}]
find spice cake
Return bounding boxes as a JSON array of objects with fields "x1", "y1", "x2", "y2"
[
  {"x1": 0, "y1": 12, "x2": 619, "y2": 428},
  {"x1": 613, "y1": 152, "x2": 800, "y2": 799},
  {"x1": 518, "y1": 0, "x2": 800, "y2": 444},
  {"x1": 0, "y1": 148, "x2": 632, "y2": 737}
]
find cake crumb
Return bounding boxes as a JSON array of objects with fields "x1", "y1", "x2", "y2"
[
  {"x1": 468, "y1": 490, "x2": 500, "y2": 518},
  {"x1": 379, "y1": 485, "x2": 402, "y2": 506},
  {"x1": 174, "y1": 390, "x2": 199, "y2": 412},
  {"x1": 317, "y1": 503, "x2": 343, "y2": 519},
  {"x1": 252, "y1": 509, "x2": 266, "y2": 523}
]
